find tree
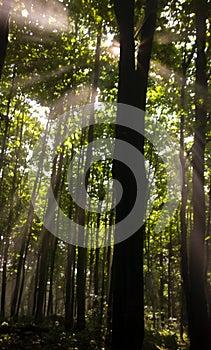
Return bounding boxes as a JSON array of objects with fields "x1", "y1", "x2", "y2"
[
  {"x1": 0, "y1": 0, "x2": 11, "y2": 78},
  {"x1": 188, "y1": 0, "x2": 211, "y2": 348},
  {"x1": 111, "y1": 1, "x2": 158, "y2": 349}
]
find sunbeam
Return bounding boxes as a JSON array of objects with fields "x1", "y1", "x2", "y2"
[{"x1": 11, "y1": 0, "x2": 69, "y2": 34}]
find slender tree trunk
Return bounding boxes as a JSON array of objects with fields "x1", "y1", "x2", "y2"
[
  {"x1": 35, "y1": 228, "x2": 51, "y2": 321},
  {"x1": 10, "y1": 203, "x2": 34, "y2": 318},
  {"x1": 159, "y1": 248, "x2": 165, "y2": 328},
  {"x1": 1, "y1": 111, "x2": 23, "y2": 317},
  {"x1": 93, "y1": 213, "x2": 101, "y2": 318},
  {"x1": 88, "y1": 248, "x2": 94, "y2": 309},
  {"x1": 15, "y1": 225, "x2": 32, "y2": 318},
  {"x1": 0, "y1": 64, "x2": 15, "y2": 193},
  {"x1": 35, "y1": 137, "x2": 65, "y2": 321},
  {"x1": 65, "y1": 244, "x2": 76, "y2": 330},
  {"x1": 167, "y1": 224, "x2": 172, "y2": 319},
  {"x1": 76, "y1": 246, "x2": 87, "y2": 330},
  {"x1": 11, "y1": 120, "x2": 51, "y2": 319},
  {"x1": 1, "y1": 201, "x2": 13, "y2": 317},
  {"x1": 75, "y1": 25, "x2": 102, "y2": 330},
  {"x1": 32, "y1": 255, "x2": 40, "y2": 316},
  {"x1": 179, "y1": 58, "x2": 190, "y2": 340},
  {"x1": 47, "y1": 236, "x2": 58, "y2": 316},
  {"x1": 100, "y1": 246, "x2": 106, "y2": 322}
]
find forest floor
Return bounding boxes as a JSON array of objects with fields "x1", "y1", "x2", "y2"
[{"x1": 0, "y1": 318, "x2": 189, "y2": 350}]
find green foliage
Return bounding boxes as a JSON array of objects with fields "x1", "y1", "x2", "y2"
[
  {"x1": 0, "y1": 320, "x2": 189, "y2": 350},
  {"x1": 0, "y1": 0, "x2": 211, "y2": 348}
]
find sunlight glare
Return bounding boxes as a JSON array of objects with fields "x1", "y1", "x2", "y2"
[
  {"x1": 104, "y1": 33, "x2": 120, "y2": 58},
  {"x1": 110, "y1": 42, "x2": 120, "y2": 57},
  {"x1": 21, "y1": 9, "x2": 29, "y2": 18},
  {"x1": 12, "y1": 0, "x2": 69, "y2": 33}
]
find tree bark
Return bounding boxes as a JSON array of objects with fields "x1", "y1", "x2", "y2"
[
  {"x1": 189, "y1": 0, "x2": 211, "y2": 348},
  {"x1": 65, "y1": 244, "x2": 76, "y2": 330},
  {"x1": 0, "y1": 0, "x2": 11, "y2": 78},
  {"x1": 111, "y1": 1, "x2": 157, "y2": 349}
]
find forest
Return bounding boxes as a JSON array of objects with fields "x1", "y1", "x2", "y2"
[{"x1": 0, "y1": 0, "x2": 211, "y2": 349}]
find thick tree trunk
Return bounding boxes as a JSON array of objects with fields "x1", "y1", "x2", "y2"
[
  {"x1": 179, "y1": 48, "x2": 195, "y2": 340},
  {"x1": 112, "y1": 2, "x2": 141, "y2": 349},
  {"x1": 111, "y1": 1, "x2": 157, "y2": 349},
  {"x1": 0, "y1": 0, "x2": 11, "y2": 78},
  {"x1": 189, "y1": 0, "x2": 211, "y2": 348}
]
